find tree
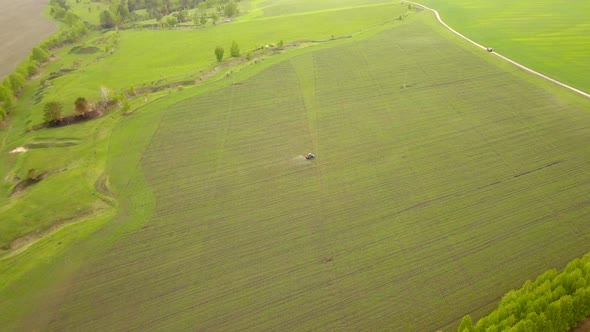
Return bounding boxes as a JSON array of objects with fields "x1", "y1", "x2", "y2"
[
  {"x1": 100, "y1": 10, "x2": 116, "y2": 28},
  {"x1": 0, "y1": 85, "x2": 16, "y2": 110},
  {"x1": 43, "y1": 101, "x2": 63, "y2": 124},
  {"x1": 74, "y1": 97, "x2": 91, "y2": 117},
  {"x1": 457, "y1": 315, "x2": 474, "y2": 332},
  {"x1": 199, "y1": 13, "x2": 207, "y2": 25},
  {"x1": 117, "y1": 0, "x2": 130, "y2": 21},
  {"x1": 214, "y1": 46, "x2": 224, "y2": 62},
  {"x1": 224, "y1": 0, "x2": 238, "y2": 17},
  {"x1": 165, "y1": 15, "x2": 178, "y2": 26},
  {"x1": 211, "y1": 12, "x2": 219, "y2": 24},
  {"x1": 230, "y1": 40, "x2": 240, "y2": 57},
  {"x1": 99, "y1": 86, "x2": 112, "y2": 107},
  {"x1": 31, "y1": 47, "x2": 49, "y2": 63},
  {"x1": 7, "y1": 73, "x2": 26, "y2": 96}
]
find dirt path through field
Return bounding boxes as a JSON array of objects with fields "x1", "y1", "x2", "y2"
[
  {"x1": 0, "y1": 0, "x2": 56, "y2": 79},
  {"x1": 406, "y1": 1, "x2": 590, "y2": 99}
]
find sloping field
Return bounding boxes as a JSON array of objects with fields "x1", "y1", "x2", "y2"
[
  {"x1": 0, "y1": 0, "x2": 56, "y2": 79},
  {"x1": 12, "y1": 14, "x2": 590, "y2": 331},
  {"x1": 418, "y1": 0, "x2": 590, "y2": 93},
  {"x1": 255, "y1": 0, "x2": 393, "y2": 17},
  {"x1": 35, "y1": 3, "x2": 406, "y2": 122}
]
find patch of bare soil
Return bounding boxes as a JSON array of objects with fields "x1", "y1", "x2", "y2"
[
  {"x1": 10, "y1": 172, "x2": 48, "y2": 197},
  {"x1": 0, "y1": 215, "x2": 87, "y2": 259},
  {"x1": 94, "y1": 173, "x2": 116, "y2": 206},
  {"x1": 9, "y1": 146, "x2": 28, "y2": 154},
  {"x1": 572, "y1": 317, "x2": 590, "y2": 332}
]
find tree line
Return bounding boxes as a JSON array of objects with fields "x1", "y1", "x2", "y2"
[
  {"x1": 0, "y1": 1, "x2": 88, "y2": 123},
  {"x1": 99, "y1": 0, "x2": 240, "y2": 29},
  {"x1": 458, "y1": 253, "x2": 590, "y2": 331}
]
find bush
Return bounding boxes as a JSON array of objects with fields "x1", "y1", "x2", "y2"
[{"x1": 230, "y1": 40, "x2": 240, "y2": 57}]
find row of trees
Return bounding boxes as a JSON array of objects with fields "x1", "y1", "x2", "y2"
[
  {"x1": 43, "y1": 97, "x2": 93, "y2": 125},
  {"x1": 43, "y1": 86, "x2": 130, "y2": 125},
  {"x1": 99, "y1": 0, "x2": 239, "y2": 28},
  {"x1": 0, "y1": 7, "x2": 88, "y2": 123},
  {"x1": 214, "y1": 41, "x2": 239, "y2": 62},
  {"x1": 458, "y1": 253, "x2": 590, "y2": 332}
]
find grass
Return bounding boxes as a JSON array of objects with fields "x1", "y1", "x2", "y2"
[
  {"x1": 14, "y1": 13, "x2": 590, "y2": 331},
  {"x1": 0, "y1": 0, "x2": 57, "y2": 78},
  {"x1": 250, "y1": 0, "x2": 394, "y2": 17},
  {"x1": 417, "y1": 0, "x2": 590, "y2": 93},
  {"x1": 0, "y1": 1, "x2": 408, "y2": 250},
  {"x1": 1, "y1": 0, "x2": 590, "y2": 330}
]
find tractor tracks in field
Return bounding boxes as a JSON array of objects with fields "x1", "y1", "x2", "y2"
[{"x1": 406, "y1": 1, "x2": 590, "y2": 99}]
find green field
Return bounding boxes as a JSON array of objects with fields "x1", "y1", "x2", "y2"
[
  {"x1": 1, "y1": 0, "x2": 590, "y2": 330},
  {"x1": 418, "y1": 0, "x2": 590, "y2": 93}
]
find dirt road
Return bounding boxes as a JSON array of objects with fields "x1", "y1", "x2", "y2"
[{"x1": 0, "y1": 0, "x2": 56, "y2": 79}]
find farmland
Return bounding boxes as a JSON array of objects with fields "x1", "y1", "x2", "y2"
[
  {"x1": 1, "y1": 0, "x2": 590, "y2": 331},
  {"x1": 0, "y1": 0, "x2": 56, "y2": 79},
  {"x1": 418, "y1": 0, "x2": 590, "y2": 93}
]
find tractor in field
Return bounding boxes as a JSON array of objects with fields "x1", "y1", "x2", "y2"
[{"x1": 305, "y1": 153, "x2": 316, "y2": 160}]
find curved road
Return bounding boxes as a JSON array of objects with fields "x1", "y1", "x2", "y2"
[{"x1": 407, "y1": 1, "x2": 590, "y2": 99}]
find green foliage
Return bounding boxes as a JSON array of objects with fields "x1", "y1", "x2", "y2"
[
  {"x1": 31, "y1": 47, "x2": 49, "y2": 63},
  {"x1": 7, "y1": 73, "x2": 26, "y2": 96},
  {"x1": 50, "y1": 6, "x2": 67, "y2": 20},
  {"x1": 165, "y1": 15, "x2": 179, "y2": 26},
  {"x1": 214, "y1": 45, "x2": 224, "y2": 62},
  {"x1": 224, "y1": 0, "x2": 238, "y2": 18},
  {"x1": 230, "y1": 40, "x2": 240, "y2": 57},
  {"x1": 0, "y1": 106, "x2": 6, "y2": 121},
  {"x1": 211, "y1": 12, "x2": 219, "y2": 24},
  {"x1": 43, "y1": 101, "x2": 64, "y2": 124},
  {"x1": 74, "y1": 97, "x2": 90, "y2": 117},
  {"x1": 0, "y1": 85, "x2": 16, "y2": 110},
  {"x1": 100, "y1": 10, "x2": 116, "y2": 28},
  {"x1": 458, "y1": 315, "x2": 474, "y2": 332},
  {"x1": 200, "y1": 13, "x2": 208, "y2": 25},
  {"x1": 467, "y1": 253, "x2": 590, "y2": 331}
]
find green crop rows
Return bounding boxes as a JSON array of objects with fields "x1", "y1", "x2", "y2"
[{"x1": 19, "y1": 15, "x2": 590, "y2": 331}]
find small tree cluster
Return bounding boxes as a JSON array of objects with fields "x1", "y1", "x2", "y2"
[
  {"x1": 458, "y1": 253, "x2": 590, "y2": 332},
  {"x1": 43, "y1": 101, "x2": 64, "y2": 125}
]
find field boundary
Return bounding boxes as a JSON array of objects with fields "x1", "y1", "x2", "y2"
[{"x1": 406, "y1": 1, "x2": 590, "y2": 99}]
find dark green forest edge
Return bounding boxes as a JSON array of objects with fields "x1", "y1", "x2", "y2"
[
  {"x1": 458, "y1": 253, "x2": 590, "y2": 331},
  {"x1": 1, "y1": 1, "x2": 589, "y2": 330}
]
